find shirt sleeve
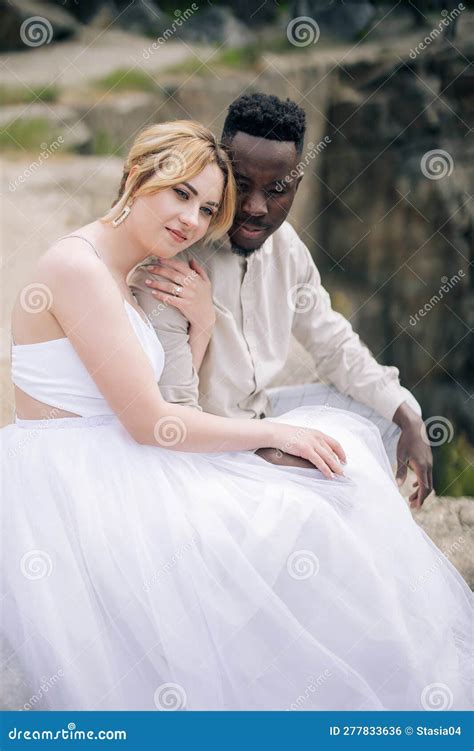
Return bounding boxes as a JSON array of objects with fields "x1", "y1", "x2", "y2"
[
  {"x1": 130, "y1": 264, "x2": 202, "y2": 410},
  {"x1": 290, "y1": 237, "x2": 409, "y2": 422}
]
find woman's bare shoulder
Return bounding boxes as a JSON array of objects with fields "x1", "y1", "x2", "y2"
[
  {"x1": 35, "y1": 234, "x2": 101, "y2": 279},
  {"x1": 12, "y1": 234, "x2": 117, "y2": 343}
]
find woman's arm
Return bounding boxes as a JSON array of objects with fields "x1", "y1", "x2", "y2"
[
  {"x1": 42, "y1": 242, "x2": 345, "y2": 476},
  {"x1": 188, "y1": 322, "x2": 213, "y2": 373}
]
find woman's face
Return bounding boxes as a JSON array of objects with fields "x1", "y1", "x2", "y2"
[{"x1": 129, "y1": 162, "x2": 225, "y2": 258}]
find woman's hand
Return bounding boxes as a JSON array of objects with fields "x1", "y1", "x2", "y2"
[
  {"x1": 145, "y1": 257, "x2": 216, "y2": 330},
  {"x1": 269, "y1": 423, "x2": 347, "y2": 479}
]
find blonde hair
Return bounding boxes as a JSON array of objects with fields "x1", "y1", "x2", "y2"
[{"x1": 101, "y1": 120, "x2": 236, "y2": 243}]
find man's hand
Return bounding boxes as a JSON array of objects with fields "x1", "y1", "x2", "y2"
[
  {"x1": 255, "y1": 447, "x2": 316, "y2": 470},
  {"x1": 393, "y1": 402, "x2": 433, "y2": 509}
]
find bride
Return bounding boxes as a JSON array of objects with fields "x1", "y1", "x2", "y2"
[{"x1": 2, "y1": 120, "x2": 472, "y2": 712}]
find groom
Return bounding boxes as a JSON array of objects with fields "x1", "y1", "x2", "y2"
[{"x1": 131, "y1": 93, "x2": 433, "y2": 507}]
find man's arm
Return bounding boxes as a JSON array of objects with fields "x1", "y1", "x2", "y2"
[
  {"x1": 291, "y1": 244, "x2": 408, "y2": 422},
  {"x1": 130, "y1": 262, "x2": 202, "y2": 410},
  {"x1": 289, "y1": 239, "x2": 433, "y2": 506}
]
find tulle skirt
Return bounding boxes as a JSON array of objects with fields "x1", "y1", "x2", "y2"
[{"x1": 1, "y1": 406, "x2": 472, "y2": 711}]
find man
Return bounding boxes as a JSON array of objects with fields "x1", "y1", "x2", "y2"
[{"x1": 131, "y1": 93, "x2": 433, "y2": 507}]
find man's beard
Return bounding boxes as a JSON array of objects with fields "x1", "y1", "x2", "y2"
[{"x1": 230, "y1": 241, "x2": 263, "y2": 258}]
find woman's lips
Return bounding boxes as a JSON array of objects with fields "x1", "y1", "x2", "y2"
[{"x1": 166, "y1": 227, "x2": 187, "y2": 242}]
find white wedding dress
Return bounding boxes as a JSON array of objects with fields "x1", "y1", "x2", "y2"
[{"x1": 1, "y1": 290, "x2": 473, "y2": 711}]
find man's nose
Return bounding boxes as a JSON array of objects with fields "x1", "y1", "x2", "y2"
[{"x1": 240, "y1": 190, "x2": 268, "y2": 217}]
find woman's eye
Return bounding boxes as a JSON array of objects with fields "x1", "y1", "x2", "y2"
[
  {"x1": 201, "y1": 206, "x2": 214, "y2": 217},
  {"x1": 173, "y1": 188, "x2": 188, "y2": 199}
]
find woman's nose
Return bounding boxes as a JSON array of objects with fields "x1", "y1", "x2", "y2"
[{"x1": 179, "y1": 205, "x2": 200, "y2": 229}]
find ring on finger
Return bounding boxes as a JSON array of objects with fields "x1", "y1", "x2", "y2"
[{"x1": 174, "y1": 285, "x2": 183, "y2": 296}]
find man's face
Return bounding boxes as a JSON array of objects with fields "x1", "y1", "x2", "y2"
[{"x1": 224, "y1": 132, "x2": 302, "y2": 256}]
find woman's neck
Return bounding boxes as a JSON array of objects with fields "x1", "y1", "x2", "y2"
[{"x1": 84, "y1": 219, "x2": 148, "y2": 281}]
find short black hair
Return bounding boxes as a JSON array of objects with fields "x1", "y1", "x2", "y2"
[{"x1": 222, "y1": 93, "x2": 306, "y2": 155}]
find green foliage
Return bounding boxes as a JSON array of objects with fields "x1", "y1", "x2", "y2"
[
  {"x1": 0, "y1": 85, "x2": 59, "y2": 106},
  {"x1": 0, "y1": 118, "x2": 62, "y2": 152},
  {"x1": 163, "y1": 44, "x2": 263, "y2": 76},
  {"x1": 216, "y1": 44, "x2": 262, "y2": 68},
  {"x1": 94, "y1": 68, "x2": 158, "y2": 93},
  {"x1": 433, "y1": 434, "x2": 474, "y2": 498},
  {"x1": 162, "y1": 56, "x2": 207, "y2": 76}
]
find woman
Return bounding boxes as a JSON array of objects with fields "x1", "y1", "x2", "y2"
[{"x1": 2, "y1": 121, "x2": 472, "y2": 712}]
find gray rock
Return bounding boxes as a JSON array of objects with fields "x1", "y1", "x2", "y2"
[
  {"x1": 44, "y1": 0, "x2": 107, "y2": 23},
  {"x1": 180, "y1": 6, "x2": 253, "y2": 47},
  {"x1": 111, "y1": 0, "x2": 167, "y2": 36},
  {"x1": 312, "y1": 41, "x2": 473, "y2": 444},
  {"x1": 413, "y1": 496, "x2": 474, "y2": 589},
  {"x1": 232, "y1": 0, "x2": 280, "y2": 25},
  {"x1": 289, "y1": 0, "x2": 376, "y2": 41},
  {"x1": 80, "y1": 92, "x2": 162, "y2": 156},
  {"x1": 44, "y1": 0, "x2": 164, "y2": 29},
  {"x1": 0, "y1": 0, "x2": 80, "y2": 52}
]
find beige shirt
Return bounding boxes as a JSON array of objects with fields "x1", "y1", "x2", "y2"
[{"x1": 131, "y1": 221, "x2": 408, "y2": 422}]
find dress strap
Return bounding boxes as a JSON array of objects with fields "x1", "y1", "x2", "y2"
[{"x1": 58, "y1": 234, "x2": 102, "y2": 259}]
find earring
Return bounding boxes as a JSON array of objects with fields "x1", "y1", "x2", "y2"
[{"x1": 112, "y1": 204, "x2": 132, "y2": 228}]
